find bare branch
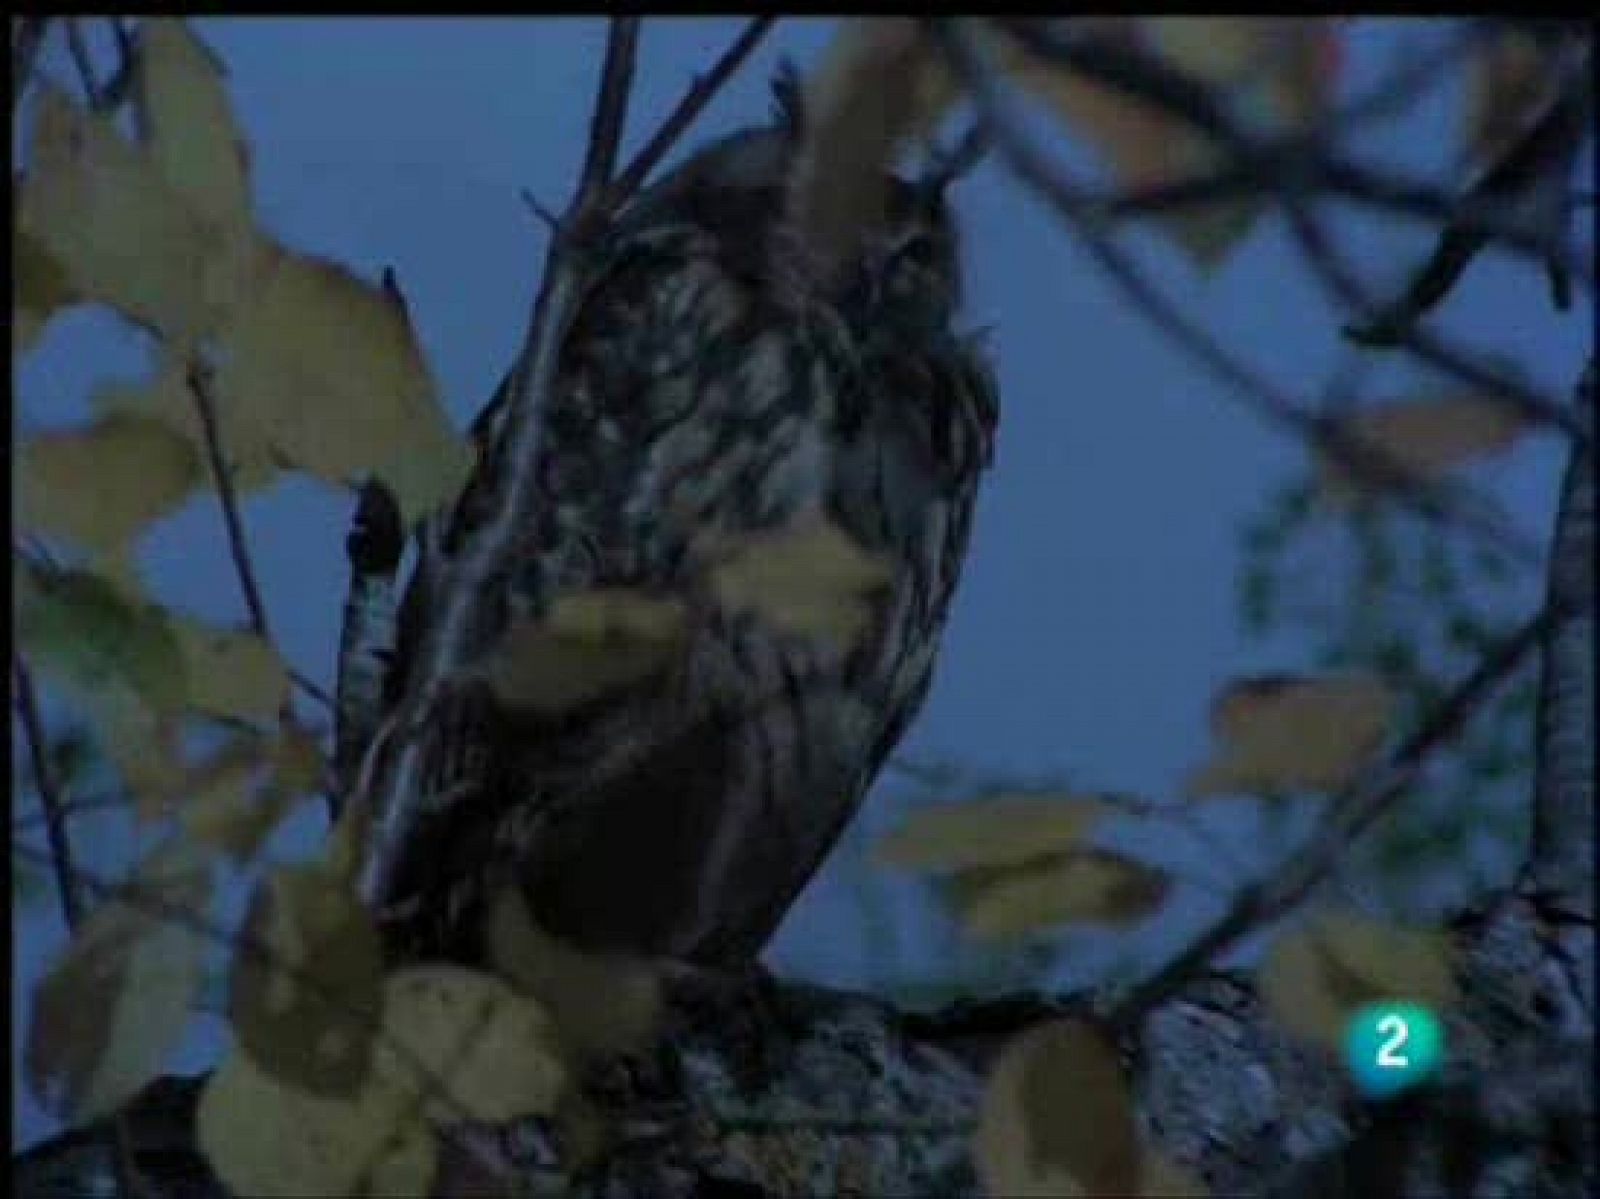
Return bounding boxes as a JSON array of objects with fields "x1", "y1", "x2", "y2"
[
  {"x1": 936, "y1": 19, "x2": 1545, "y2": 567},
  {"x1": 611, "y1": 16, "x2": 777, "y2": 199},
  {"x1": 989, "y1": 18, "x2": 1592, "y2": 442},
  {"x1": 185, "y1": 364, "x2": 275, "y2": 646},
  {"x1": 289, "y1": 670, "x2": 333, "y2": 710},
  {"x1": 576, "y1": 17, "x2": 640, "y2": 199},
  {"x1": 1529, "y1": 358, "x2": 1595, "y2": 905},
  {"x1": 351, "y1": 15, "x2": 768, "y2": 912},
  {"x1": 13, "y1": 659, "x2": 85, "y2": 929}
]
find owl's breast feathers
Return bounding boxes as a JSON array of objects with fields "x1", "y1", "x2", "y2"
[{"x1": 380, "y1": 180, "x2": 997, "y2": 967}]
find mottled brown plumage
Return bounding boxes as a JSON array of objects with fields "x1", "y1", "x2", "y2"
[{"x1": 376, "y1": 86, "x2": 998, "y2": 967}]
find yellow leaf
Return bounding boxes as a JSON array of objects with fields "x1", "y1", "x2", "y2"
[
  {"x1": 709, "y1": 513, "x2": 892, "y2": 645},
  {"x1": 136, "y1": 19, "x2": 253, "y2": 239},
  {"x1": 1008, "y1": 19, "x2": 1341, "y2": 269},
  {"x1": 1185, "y1": 674, "x2": 1394, "y2": 797},
  {"x1": 975, "y1": 1020, "x2": 1139, "y2": 1198},
  {"x1": 18, "y1": 412, "x2": 201, "y2": 555},
  {"x1": 18, "y1": 88, "x2": 220, "y2": 338},
  {"x1": 1260, "y1": 910, "x2": 1456, "y2": 1053},
  {"x1": 26, "y1": 839, "x2": 212, "y2": 1121},
  {"x1": 949, "y1": 850, "x2": 1169, "y2": 940},
  {"x1": 876, "y1": 792, "x2": 1112, "y2": 872},
  {"x1": 181, "y1": 728, "x2": 325, "y2": 860},
  {"x1": 484, "y1": 888, "x2": 661, "y2": 1059},
  {"x1": 93, "y1": 359, "x2": 281, "y2": 496},
  {"x1": 199, "y1": 1043, "x2": 435, "y2": 1199},
  {"x1": 1317, "y1": 395, "x2": 1529, "y2": 505},
  {"x1": 172, "y1": 620, "x2": 289, "y2": 726},
  {"x1": 16, "y1": 563, "x2": 194, "y2": 816},
  {"x1": 229, "y1": 863, "x2": 384, "y2": 1096},
  {"x1": 13, "y1": 223, "x2": 80, "y2": 354},
  {"x1": 16, "y1": 563, "x2": 187, "y2": 716},
  {"x1": 476, "y1": 588, "x2": 687, "y2": 714},
  {"x1": 356, "y1": 1114, "x2": 439, "y2": 1199},
  {"x1": 214, "y1": 245, "x2": 472, "y2": 522},
  {"x1": 374, "y1": 965, "x2": 568, "y2": 1123},
  {"x1": 790, "y1": 19, "x2": 960, "y2": 281}
]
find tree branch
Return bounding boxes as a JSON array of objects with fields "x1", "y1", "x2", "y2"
[
  {"x1": 185, "y1": 365, "x2": 274, "y2": 646},
  {"x1": 610, "y1": 16, "x2": 776, "y2": 199},
  {"x1": 936, "y1": 19, "x2": 1546, "y2": 568},
  {"x1": 348, "y1": 16, "x2": 764, "y2": 913},
  {"x1": 1529, "y1": 357, "x2": 1595, "y2": 906},
  {"x1": 577, "y1": 16, "x2": 640, "y2": 199},
  {"x1": 989, "y1": 18, "x2": 1592, "y2": 445},
  {"x1": 13, "y1": 658, "x2": 85, "y2": 929},
  {"x1": 1109, "y1": 601, "x2": 1559, "y2": 1028}
]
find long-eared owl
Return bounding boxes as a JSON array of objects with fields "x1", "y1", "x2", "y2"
[{"x1": 375, "y1": 75, "x2": 998, "y2": 968}]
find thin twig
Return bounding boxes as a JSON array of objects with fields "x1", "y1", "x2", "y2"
[
  {"x1": 578, "y1": 16, "x2": 640, "y2": 199},
  {"x1": 12, "y1": 790, "x2": 133, "y2": 831},
  {"x1": 1098, "y1": 154, "x2": 1591, "y2": 275},
  {"x1": 611, "y1": 16, "x2": 777, "y2": 198},
  {"x1": 64, "y1": 18, "x2": 103, "y2": 106},
  {"x1": 290, "y1": 670, "x2": 334, "y2": 709},
  {"x1": 185, "y1": 364, "x2": 274, "y2": 643},
  {"x1": 991, "y1": 18, "x2": 1593, "y2": 438},
  {"x1": 14, "y1": 659, "x2": 85, "y2": 928}
]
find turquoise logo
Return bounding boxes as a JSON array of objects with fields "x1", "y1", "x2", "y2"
[{"x1": 1344, "y1": 1001, "x2": 1444, "y2": 1099}]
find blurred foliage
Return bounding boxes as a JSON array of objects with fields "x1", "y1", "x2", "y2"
[
  {"x1": 11, "y1": 725, "x2": 101, "y2": 912},
  {"x1": 1235, "y1": 477, "x2": 1539, "y2": 913}
]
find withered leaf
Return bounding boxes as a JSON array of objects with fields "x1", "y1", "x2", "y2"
[
  {"x1": 877, "y1": 792, "x2": 1113, "y2": 872},
  {"x1": 484, "y1": 888, "x2": 661, "y2": 1060},
  {"x1": 27, "y1": 838, "x2": 212, "y2": 1121},
  {"x1": 946, "y1": 849, "x2": 1170, "y2": 940},
  {"x1": 1317, "y1": 396, "x2": 1529, "y2": 505},
  {"x1": 198, "y1": 1042, "x2": 435, "y2": 1199},
  {"x1": 476, "y1": 589, "x2": 687, "y2": 714},
  {"x1": 18, "y1": 412, "x2": 201, "y2": 556},
  {"x1": 228, "y1": 863, "x2": 384, "y2": 1096},
  {"x1": 1186, "y1": 674, "x2": 1395, "y2": 797},
  {"x1": 709, "y1": 513, "x2": 892, "y2": 646},
  {"x1": 975, "y1": 1019, "x2": 1140, "y2": 1197},
  {"x1": 18, "y1": 88, "x2": 220, "y2": 339},
  {"x1": 373, "y1": 965, "x2": 568, "y2": 1124},
  {"x1": 1260, "y1": 910, "x2": 1456, "y2": 1053},
  {"x1": 791, "y1": 19, "x2": 960, "y2": 281}
]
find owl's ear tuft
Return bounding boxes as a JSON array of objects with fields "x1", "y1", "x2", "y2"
[{"x1": 770, "y1": 58, "x2": 805, "y2": 138}]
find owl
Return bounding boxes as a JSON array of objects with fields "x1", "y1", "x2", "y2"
[{"x1": 372, "y1": 76, "x2": 998, "y2": 969}]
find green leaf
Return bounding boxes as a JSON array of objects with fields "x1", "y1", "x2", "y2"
[{"x1": 17, "y1": 565, "x2": 187, "y2": 715}]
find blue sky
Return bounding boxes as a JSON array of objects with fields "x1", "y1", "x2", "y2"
[{"x1": 13, "y1": 18, "x2": 1592, "y2": 1148}]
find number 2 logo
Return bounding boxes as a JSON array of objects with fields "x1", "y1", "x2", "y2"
[{"x1": 1375, "y1": 1013, "x2": 1410, "y2": 1068}]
